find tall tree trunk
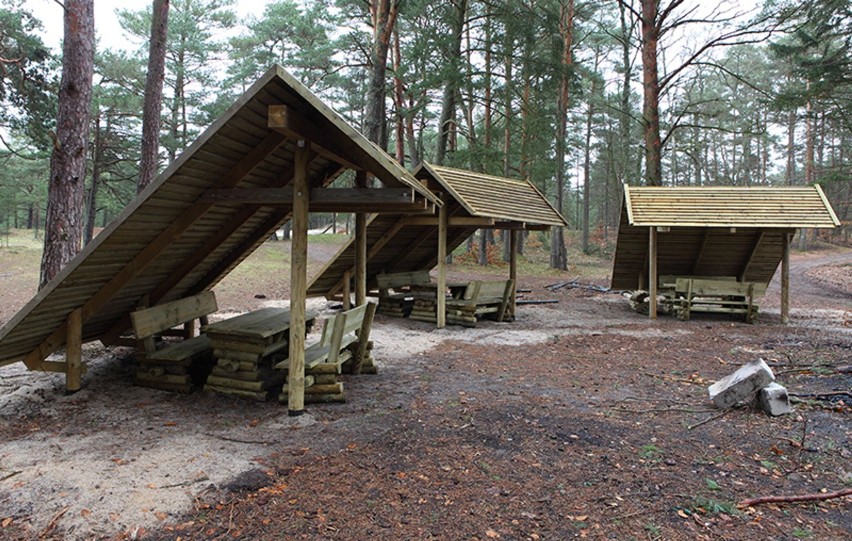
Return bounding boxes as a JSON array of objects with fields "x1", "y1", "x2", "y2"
[
  {"x1": 640, "y1": 0, "x2": 662, "y2": 185},
  {"x1": 500, "y1": 20, "x2": 513, "y2": 264},
  {"x1": 479, "y1": 4, "x2": 493, "y2": 265},
  {"x1": 582, "y1": 69, "x2": 596, "y2": 254},
  {"x1": 40, "y1": 0, "x2": 95, "y2": 289},
  {"x1": 85, "y1": 109, "x2": 104, "y2": 246},
  {"x1": 550, "y1": 0, "x2": 573, "y2": 270},
  {"x1": 391, "y1": 29, "x2": 405, "y2": 165},
  {"x1": 435, "y1": 0, "x2": 467, "y2": 165},
  {"x1": 364, "y1": 0, "x2": 399, "y2": 147},
  {"x1": 138, "y1": 0, "x2": 170, "y2": 193},
  {"x1": 618, "y1": 0, "x2": 633, "y2": 185},
  {"x1": 785, "y1": 109, "x2": 796, "y2": 185}
]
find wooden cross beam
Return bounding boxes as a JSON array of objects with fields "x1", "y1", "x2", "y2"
[{"x1": 199, "y1": 187, "x2": 430, "y2": 213}]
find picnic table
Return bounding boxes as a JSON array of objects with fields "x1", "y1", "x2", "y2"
[{"x1": 203, "y1": 307, "x2": 318, "y2": 400}]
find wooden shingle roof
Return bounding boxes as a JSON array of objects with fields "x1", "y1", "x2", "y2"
[
  {"x1": 0, "y1": 65, "x2": 438, "y2": 368},
  {"x1": 306, "y1": 163, "x2": 567, "y2": 299},
  {"x1": 420, "y1": 163, "x2": 567, "y2": 227},
  {"x1": 611, "y1": 185, "x2": 840, "y2": 290},
  {"x1": 624, "y1": 185, "x2": 840, "y2": 228}
]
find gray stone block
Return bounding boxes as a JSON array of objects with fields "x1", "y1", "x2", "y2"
[
  {"x1": 708, "y1": 359, "x2": 775, "y2": 409},
  {"x1": 757, "y1": 382, "x2": 793, "y2": 416}
]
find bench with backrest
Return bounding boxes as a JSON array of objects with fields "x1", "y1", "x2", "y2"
[
  {"x1": 375, "y1": 270, "x2": 433, "y2": 317},
  {"x1": 445, "y1": 279, "x2": 514, "y2": 327},
  {"x1": 674, "y1": 278, "x2": 765, "y2": 324},
  {"x1": 276, "y1": 302, "x2": 377, "y2": 404},
  {"x1": 130, "y1": 291, "x2": 218, "y2": 392}
]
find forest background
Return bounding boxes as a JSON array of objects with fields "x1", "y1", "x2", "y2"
[{"x1": 0, "y1": 0, "x2": 849, "y2": 279}]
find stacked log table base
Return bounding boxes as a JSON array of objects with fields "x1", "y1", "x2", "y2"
[
  {"x1": 278, "y1": 341, "x2": 377, "y2": 404},
  {"x1": 134, "y1": 338, "x2": 215, "y2": 393}
]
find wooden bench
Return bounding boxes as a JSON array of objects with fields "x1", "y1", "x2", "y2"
[
  {"x1": 375, "y1": 270, "x2": 433, "y2": 317},
  {"x1": 445, "y1": 279, "x2": 514, "y2": 327},
  {"x1": 674, "y1": 278, "x2": 765, "y2": 324},
  {"x1": 130, "y1": 291, "x2": 218, "y2": 392},
  {"x1": 276, "y1": 302, "x2": 377, "y2": 404}
]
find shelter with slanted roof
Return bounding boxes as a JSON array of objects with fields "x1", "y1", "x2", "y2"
[
  {"x1": 611, "y1": 184, "x2": 840, "y2": 321},
  {"x1": 0, "y1": 65, "x2": 439, "y2": 415},
  {"x1": 307, "y1": 162, "x2": 567, "y2": 326}
]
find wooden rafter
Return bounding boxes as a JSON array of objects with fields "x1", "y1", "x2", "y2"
[
  {"x1": 692, "y1": 230, "x2": 711, "y2": 275},
  {"x1": 738, "y1": 230, "x2": 765, "y2": 282}
]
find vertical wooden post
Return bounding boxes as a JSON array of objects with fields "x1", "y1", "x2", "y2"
[
  {"x1": 781, "y1": 231, "x2": 791, "y2": 324},
  {"x1": 509, "y1": 230, "x2": 518, "y2": 318},
  {"x1": 342, "y1": 270, "x2": 351, "y2": 310},
  {"x1": 649, "y1": 226, "x2": 658, "y2": 319},
  {"x1": 288, "y1": 141, "x2": 310, "y2": 416},
  {"x1": 437, "y1": 200, "x2": 447, "y2": 328},
  {"x1": 66, "y1": 308, "x2": 83, "y2": 393},
  {"x1": 355, "y1": 171, "x2": 368, "y2": 307}
]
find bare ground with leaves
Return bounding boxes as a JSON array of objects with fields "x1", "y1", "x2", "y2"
[{"x1": 0, "y1": 241, "x2": 849, "y2": 540}]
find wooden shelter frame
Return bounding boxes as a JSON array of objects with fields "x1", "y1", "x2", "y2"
[{"x1": 612, "y1": 184, "x2": 840, "y2": 323}]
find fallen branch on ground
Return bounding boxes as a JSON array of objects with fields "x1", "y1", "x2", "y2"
[
  {"x1": 688, "y1": 408, "x2": 734, "y2": 430},
  {"x1": 739, "y1": 487, "x2": 852, "y2": 508},
  {"x1": 790, "y1": 391, "x2": 851, "y2": 400}
]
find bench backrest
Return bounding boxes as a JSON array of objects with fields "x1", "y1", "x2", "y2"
[
  {"x1": 319, "y1": 302, "x2": 377, "y2": 366},
  {"x1": 131, "y1": 291, "x2": 218, "y2": 339},
  {"x1": 675, "y1": 278, "x2": 766, "y2": 298},
  {"x1": 375, "y1": 270, "x2": 432, "y2": 290},
  {"x1": 659, "y1": 275, "x2": 736, "y2": 288},
  {"x1": 476, "y1": 280, "x2": 514, "y2": 301}
]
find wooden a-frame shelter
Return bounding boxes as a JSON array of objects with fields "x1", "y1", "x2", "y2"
[
  {"x1": 307, "y1": 163, "x2": 567, "y2": 326},
  {"x1": 0, "y1": 66, "x2": 440, "y2": 415},
  {"x1": 611, "y1": 184, "x2": 841, "y2": 321}
]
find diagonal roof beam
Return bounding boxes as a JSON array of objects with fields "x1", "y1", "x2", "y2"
[{"x1": 25, "y1": 132, "x2": 288, "y2": 366}]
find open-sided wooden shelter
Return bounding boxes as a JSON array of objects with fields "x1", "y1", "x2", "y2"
[
  {"x1": 307, "y1": 162, "x2": 567, "y2": 326},
  {"x1": 611, "y1": 184, "x2": 841, "y2": 321},
  {"x1": 0, "y1": 65, "x2": 440, "y2": 414}
]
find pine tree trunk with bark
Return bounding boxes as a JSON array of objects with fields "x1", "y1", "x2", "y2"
[
  {"x1": 40, "y1": 0, "x2": 95, "y2": 289},
  {"x1": 640, "y1": 0, "x2": 662, "y2": 186},
  {"x1": 550, "y1": 0, "x2": 573, "y2": 270},
  {"x1": 138, "y1": 0, "x2": 170, "y2": 193},
  {"x1": 364, "y1": 0, "x2": 399, "y2": 147}
]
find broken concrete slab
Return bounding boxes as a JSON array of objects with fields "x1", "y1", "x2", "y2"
[
  {"x1": 757, "y1": 382, "x2": 793, "y2": 416},
  {"x1": 708, "y1": 359, "x2": 775, "y2": 409}
]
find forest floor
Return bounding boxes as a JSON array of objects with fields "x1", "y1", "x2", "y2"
[{"x1": 0, "y1": 231, "x2": 849, "y2": 540}]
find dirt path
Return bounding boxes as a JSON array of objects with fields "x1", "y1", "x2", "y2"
[{"x1": 0, "y1": 246, "x2": 849, "y2": 540}]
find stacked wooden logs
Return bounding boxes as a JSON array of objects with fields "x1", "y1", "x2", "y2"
[
  {"x1": 408, "y1": 298, "x2": 437, "y2": 323},
  {"x1": 445, "y1": 301, "x2": 477, "y2": 327},
  {"x1": 376, "y1": 296, "x2": 407, "y2": 318},
  {"x1": 203, "y1": 330, "x2": 288, "y2": 401},
  {"x1": 134, "y1": 345, "x2": 201, "y2": 393}
]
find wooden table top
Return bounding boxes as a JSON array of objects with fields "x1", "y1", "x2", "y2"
[{"x1": 205, "y1": 307, "x2": 318, "y2": 340}]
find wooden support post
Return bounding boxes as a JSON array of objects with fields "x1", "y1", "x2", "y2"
[
  {"x1": 437, "y1": 200, "x2": 448, "y2": 328},
  {"x1": 781, "y1": 231, "x2": 791, "y2": 324},
  {"x1": 342, "y1": 270, "x2": 352, "y2": 310},
  {"x1": 65, "y1": 308, "x2": 83, "y2": 393},
  {"x1": 288, "y1": 141, "x2": 310, "y2": 416},
  {"x1": 355, "y1": 171, "x2": 368, "y2": 307},
  {"x1": 509, "y1": 230, "x2": 518, "y2": 318},
  {"x1": 649, "y1": 227, "x2": 658, "y2": 319}
]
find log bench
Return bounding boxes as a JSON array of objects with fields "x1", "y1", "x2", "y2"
[
  {"x1": 130, "y1": 291, "x2": 218, "y2": 392},
  {"x1": 445, "y1": 279, "x2": 514, "y2": 327},
  {"x1": 375, "y1": 270, "x2": 433, "y2": 317},
  {"x1": 276, "y1": 302, "x2": 377, "y2": 404},
  {"x1": 674, "y1": 278, "x2": 765, "y2": 324}
]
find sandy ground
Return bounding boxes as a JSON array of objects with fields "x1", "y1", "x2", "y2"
[{"x1": 0, "y1": 249, "x2": 849, "y2": 539}]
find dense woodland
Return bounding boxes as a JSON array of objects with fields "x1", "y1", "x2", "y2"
[{"x1": 0, "y1": 0, "x2": 849, "y2": 280}]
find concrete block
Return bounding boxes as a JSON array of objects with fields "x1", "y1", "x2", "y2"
[
  {"x1": 708, "y1": 359, "x2": 775, "y2": 409},
  {"x1": 757, "y1": 382, "x2": 793, "y2": 416}
]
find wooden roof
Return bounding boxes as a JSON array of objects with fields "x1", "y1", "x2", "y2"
[
  {"x1": 418, "y1": 163, "x2": 567, "y2": 226},
  {"x1": 307, "y1": 163, "x2": 566, "y2": 299},
  {"x1": 611, "y1": 185, "x2": 840, "y2": 290},
  {"x1": 624, "y1": 185, "x2": 840, "y2": 228},
  {"x1": 0, "y1": 65, "x2": 438, "y2": 368}
]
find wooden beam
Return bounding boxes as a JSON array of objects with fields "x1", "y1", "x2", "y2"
[
  {"x1": 781, "y1": 231, "x2": 791, "y2": 324},
  {"x1": 692, "y1": 230, "x2": 711, "y2": 275},
  {"x1": 30, "y1": 132, "x2": 288, "y2": 364},
  {"x1": 65, "y1": 308, "x2": 83, "y2": 392},
  {"x1": 342, "y1": 270, "x2": 351, "y2": 310},
  {"x1": 269, "y1": 104, "x2": 364, "y2": 171},
  {"x1": 355, "y1": 172, "x2": 368, "y2": 307},
  {"x1": 739, "y1": 230, "x2": 765, "y2": 282},
  {"x1": 493, "y1": 221, "x2": 553, "y2": 231},
  {"x1": 437, "y1": 201, "x2": 447, "y2": 329},
  {"x1": 509, "y1": 230, "x2": 518, "y2": 318},
  {"x1": 288, "y1": 141, "x2": 310, "y2": 416},
  {"x1": 649, "y1": 226, "x2": 658, "y2": 319},
  {"x1": 200, "y1": 187, "x2": 418, "y2": 206},
  {"x1": 402, "y1": 216, "x2": 495, "y2": 227}
]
